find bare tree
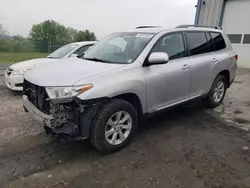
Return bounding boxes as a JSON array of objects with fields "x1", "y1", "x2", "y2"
[{"x1": 0, "y1": 24, "x2": 8, "y2": 36}]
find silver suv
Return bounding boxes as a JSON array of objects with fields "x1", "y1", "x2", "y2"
[{"x1": 23, "y1": 25, "x2": 237, "y2": 153}]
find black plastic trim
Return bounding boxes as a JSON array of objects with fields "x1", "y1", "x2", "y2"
[
  {"x1": 15, "y1": 83, "x2": 23, "y2": 87},
  {"x1": 74, "y1": 97, "x2": 109, "y2": 106}
]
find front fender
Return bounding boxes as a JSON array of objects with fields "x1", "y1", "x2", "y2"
[{"x1": 76, "y1": 80, "x2": 147, "y2": 113}]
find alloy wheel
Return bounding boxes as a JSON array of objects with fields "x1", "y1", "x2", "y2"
[
  {"x1": 105, "y1": 111, "x2": 132, "y2": 145},
  {"x1": 213, "y1": 81, "x2": 225, "y2": 103}
]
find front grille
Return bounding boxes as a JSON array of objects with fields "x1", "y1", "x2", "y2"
[
  {"x1": 6, "y1": 68, "x2": 13, "y2": 76},
  {"x1": 23, "y1": 79, "x2": 50, "y2": 114}
]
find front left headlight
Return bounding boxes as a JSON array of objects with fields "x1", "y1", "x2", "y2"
[
  {"x1": 12, "y1": 66, "x2": 33, "y2": 75},
  {"x1": 45, "y1": 84, "x2": 93, "y2": 99}
]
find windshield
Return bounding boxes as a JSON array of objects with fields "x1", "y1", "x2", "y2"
[
  {"x1": 47, "y1": 44, "x2": 79, "y2": 59},
  {"x1": 83, "y1": 32, "x2": 154, "y2": 64}
]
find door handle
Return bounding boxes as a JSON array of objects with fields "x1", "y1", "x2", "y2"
[
  {"x1": 212, "y1": 58, "x2": 218, "y2": 63},
  {"x1": 182, "y1": 64, "x2": 190, "y2": 70}
]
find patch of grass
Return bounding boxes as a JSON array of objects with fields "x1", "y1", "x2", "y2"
[{"x1": 0, "y1": 53, "x2": 48, "y2": 64}]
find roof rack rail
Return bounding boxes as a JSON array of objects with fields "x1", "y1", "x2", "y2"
[
  {"x1": 175, "y1": 25, "x2": 222, "y2": 30},
  {"x1": 135, "y1": 26, "x2": 161, "y2": 29}
]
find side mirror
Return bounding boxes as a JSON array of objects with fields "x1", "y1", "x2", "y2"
[
  {"x1": 70, "y1": 54, "x2": 78, "y2": 58},
  {"x1": 147, "y1": 52, "x2": 169, "y2": 65}
]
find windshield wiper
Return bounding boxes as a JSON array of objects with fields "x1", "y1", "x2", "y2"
[
  {"x1": 47, "y1": 56, "x2": 57, "y2": 59},
  {"x1": 83, "y1": 57, "x2": 112, "y2": 63}
]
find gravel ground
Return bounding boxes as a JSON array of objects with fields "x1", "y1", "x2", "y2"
[
  {"x1": 0, "y1": 78, "x2": 42, "y2": 145},
  {"x1": 213, "y1": 69, "x2": 250, "y2": 131},
  {"x1": 0, "y1": 76, "x2": 249, "y2": 188}
]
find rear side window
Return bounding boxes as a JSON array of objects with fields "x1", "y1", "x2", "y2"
[
  {"x1": 186, "y1": 32, "x2": 211, "y2": 56},
  {"x1": 210, "y1": 32, "x2": 226, "y2": 51}
]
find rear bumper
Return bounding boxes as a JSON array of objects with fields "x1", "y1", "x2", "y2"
[{"x1": 229, "y1": 62, "x2": 237, "y2": 87}]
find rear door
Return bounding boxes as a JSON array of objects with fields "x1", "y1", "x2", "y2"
[
  {"x1": 210, "y1": 32, "x2": 236, "y2": 82},
  {"x1": 185, "y1": 31, "x2": 215, "y2": 97}
]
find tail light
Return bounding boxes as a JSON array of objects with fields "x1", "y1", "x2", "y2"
[{"x1": 234, "y1": 54, "x2": 238, "y2": 61}]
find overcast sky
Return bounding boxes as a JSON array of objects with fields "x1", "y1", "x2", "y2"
[{"x1": 0, "y1": 0, "x2": 197, "y2": 39}]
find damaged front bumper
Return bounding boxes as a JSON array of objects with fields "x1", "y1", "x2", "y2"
[
  {"x1": 22, "y1": 95, "x2": 102, "y2": 139},
  {"x1": 23, "y1": 95, "x2": 53, "y2": 127}
]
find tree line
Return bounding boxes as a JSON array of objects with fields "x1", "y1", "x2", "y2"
[{"x1": 0, "y1": 20, "x2": 97, "y2": 53}]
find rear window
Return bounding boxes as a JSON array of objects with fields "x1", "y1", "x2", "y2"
[{"x1": 210, "y1": 32, "x2": 226, "y2": 51}]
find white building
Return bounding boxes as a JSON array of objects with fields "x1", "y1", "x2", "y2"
[{"x1": 195, "y1": 0, "x2": 250, "y2": 68}]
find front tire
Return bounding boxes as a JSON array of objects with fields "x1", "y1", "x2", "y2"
[
  {"x1": 90, "y1": 99, "x2": 138, "y2": 154},
  {"x1": 204, "y1": 75, "x2": 227, "y2": 108}
]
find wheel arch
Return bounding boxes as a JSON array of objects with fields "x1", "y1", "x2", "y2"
[
  {"x1": 112, "y1": 93, "x2": 144, "y2": 116},
  {"x1": 217, "y1": 70, "x2": 230, "y2": 88}
]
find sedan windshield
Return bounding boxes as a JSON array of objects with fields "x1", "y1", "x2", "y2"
[
  {"x1": 83, "y1": 32, "x2": 154, "y2": 64},
  {"x1": 47, "y1": 44, "x2": 79, "y2": 59}
]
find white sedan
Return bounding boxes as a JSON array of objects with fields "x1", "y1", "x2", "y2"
[{"x1": 5, "y1": 41, "x2": 96, "y2": 91}]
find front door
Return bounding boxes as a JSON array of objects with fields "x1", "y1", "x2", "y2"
[{"x1": 145, "y1": 32, "x2": 191, "y2": 113}]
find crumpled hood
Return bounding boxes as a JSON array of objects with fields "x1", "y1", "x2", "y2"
[
  {"x1": 9, "y1": 58, "x2": 56, "y2": 70},
  {"x1": 24, "y1": 58, "x2": 126, "y2": 86}
]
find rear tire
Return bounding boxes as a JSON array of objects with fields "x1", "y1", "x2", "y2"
[
  {"x1": 204, "y1": 75, "x2": 227, "y2": 108},
  {"x1": 90, "y1": 99, "x2": 138, "y2": 154}
]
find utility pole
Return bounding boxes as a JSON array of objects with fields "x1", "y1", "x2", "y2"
[
  {"x1": 48, "y1": 36, "x2": 52, "y2": 53},
  {"x1": 48, "y1": 39, "x2": 50, "y2": 53}
]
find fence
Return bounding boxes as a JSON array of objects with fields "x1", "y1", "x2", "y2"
[{"x1": 0, "y1": 38, "x2": 68, "y2": 53}]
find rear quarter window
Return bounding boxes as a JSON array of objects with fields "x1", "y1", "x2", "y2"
[{"x1": 210, "y1": 32, "x2": 226, "y2": 51}]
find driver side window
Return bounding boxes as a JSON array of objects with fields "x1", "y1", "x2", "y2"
[
  {"x1": 74, "y1": 45, "x2": 92, "y2": 56},
  {"x1": 151, "y1": 33, "x2": 185, "y2": 60}
]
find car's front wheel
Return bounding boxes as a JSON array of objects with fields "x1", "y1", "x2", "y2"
[{"x1": 90, "y1": 99, "x2": 138, "y2": 153}]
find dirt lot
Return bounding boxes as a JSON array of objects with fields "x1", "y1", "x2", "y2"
[{"x1": 0, "y1": 72, "x2": 250, "y2": 188}]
